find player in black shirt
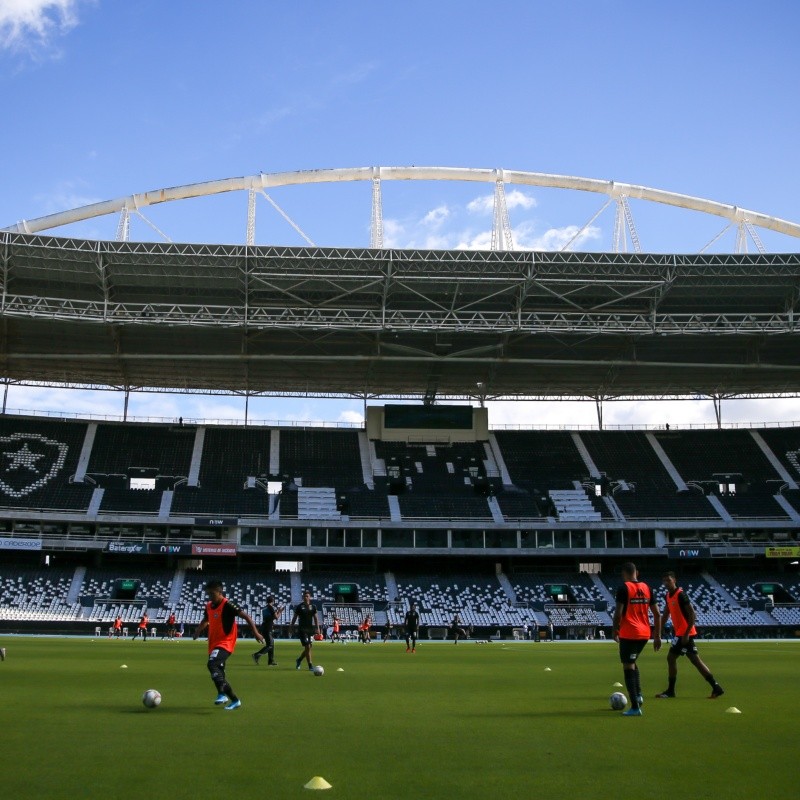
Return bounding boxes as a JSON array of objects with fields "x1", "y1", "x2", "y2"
[
  {"x1": 450, "y1": 612, "x2": 467, "y2": 644},
  {"x1": 252, "y1": 594, "x2": 284, "y2": 666},
  {"x1": 404, "y1": 602, "x2": 420, "y2": 653},
  {"x1": 291, "y1": 591, "x2": 321, "y2": 671}
]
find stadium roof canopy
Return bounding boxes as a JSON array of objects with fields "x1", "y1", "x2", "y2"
[{"x1": 2, "y1": 231, "x2": 800, "y2": 400}]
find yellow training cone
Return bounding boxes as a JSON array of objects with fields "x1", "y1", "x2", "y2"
[
  {"x1": 613, "y1": 682, "x2": 623, "y2": 687},
  {"x1": 120, "y1": 664, "x2": 128, "y2": 669},
  {"x1": 304, "y1": 776, "x2": 332, "y2": 790},
  {"x1": 544, "y1": 667, "x2": 552, "y2": 671},
  {"x1": 725, "y1": 707, "x2": 742, "y2": 714}
]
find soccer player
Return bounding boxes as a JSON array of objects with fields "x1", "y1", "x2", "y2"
[
  {"x1": 290, "y1": 591, "x2": 321, "y2": 671},
  {"x1": 383, "y1": 618, "x2": 392, "y2": 643},
  {"x1": 612, "y1": 562, "x2": 661, "y2": 716},
  {"x1": 165, "y1": 611, "x2": 177, "y2": 640},
  {"x1": 111, "y1": 616, "x2": 122, "y2": 638},
  {"x1": 656, "y1": 571, "x2": 724, "y2": 699},
  {"x1": 252, "y1": 594, "x2": 283, "y2": 666},
  {"x1": 331, "y1": 613, "x2": 341, "y2": 642},
  {"x1": 0, "y1": 647, "x2": 5, "y2": 661},
  {"x1": 450, "y1": 612, "x2": 467, "y2": 644},
  {"x1": 404, "y1": 602, "x2": 420, "y2": 653},
  {"x1": 193, "y1": 579, "x2": 264, "y2": 711},
  {"x1": 359, "y1": 614, "x2": 372, "y2": 643},
  {"x1": 133, "y1": 612, "x2": 149, "y2": 641}
]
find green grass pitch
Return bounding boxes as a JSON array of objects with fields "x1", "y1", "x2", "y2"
[{"x1": 0, "y1": 637, "x2": 796, "y2": 798}]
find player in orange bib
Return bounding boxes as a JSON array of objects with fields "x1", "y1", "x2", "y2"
[
  {"x1": 193, "y1": 579, "x2": 264, "y2": 711},
  {"x1": 133, "y1": 612, "x2": 149, "y2": 641},
  {"x1": 655, "y1": 571, "x2": 724, "y2": 699},
  {"x1": 612, "y1": 562, "x2": 661, "y2": 716},
  {"x1": 111, "y1": 616, "x2": 122, "y2": 639}
]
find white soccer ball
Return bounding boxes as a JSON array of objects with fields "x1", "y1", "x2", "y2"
[
  {"x1": 312, "y1": 665, "x2": 325, "y2": 677},
  {"x1": 142, "y1": 689, "x2": 162, "y2": 708},
  {"x1": 609, "y1": 691, "x2": 627, "y2": 710}
]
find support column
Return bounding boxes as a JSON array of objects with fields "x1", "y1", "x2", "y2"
[
  {"x1": 712, "y1": 395, "x2": 722, "y2": 429},
  {"x1": 595, "y1": 397, "x2": 604, "y2": 430},
  {"x1": 2, "y1": 380, "x2": 8, "y2": 414},
  {"x1": 123, "y1": 388, "x2": 130, "y2": 421}
]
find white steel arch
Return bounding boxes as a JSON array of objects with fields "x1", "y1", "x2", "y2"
[{"x1": 4, "y1": 166, "x2": 800, "y2": 242}]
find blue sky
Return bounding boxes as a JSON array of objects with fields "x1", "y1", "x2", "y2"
[{"x1": 1, "y1": 0, "x2": 799, "y2": 428}]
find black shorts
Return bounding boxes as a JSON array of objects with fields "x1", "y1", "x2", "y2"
[
  {"x1": 669, "y1": 636, "x2": 699, "y2": 657},
  {"x1": 298, "y1": 630, "x2": 314, "y2": 647},
  {"x1": 207, "y1": 646, "x2": 232, "y2": 670},
  {"x1": 618, "y1": 638, "x2": 648, "y2": 664}
]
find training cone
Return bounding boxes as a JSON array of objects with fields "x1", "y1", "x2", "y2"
[
  {"x1": 544, "y1": 667, "x2": 552, "y2": 672},
  {"x1": 725, "y1": 707, "x2": 742, "y2": 714},
  {"x1": 120, "y1": 664, "x2": 128, "y2": 669},
  {"x1": 613, "y1": 682, "x2": 623, "y2": 687},
  {"x1": 304, "y1": 776, "x2": 332, "y2": 790},
  {"x1": 336, "y1": 667, "x2": 344, "y2": 672}
]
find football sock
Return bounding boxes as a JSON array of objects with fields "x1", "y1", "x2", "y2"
[
  {"x1": 624, "y1": 671, "x2": 638, "y2": 708},
  {"x1": 667, "y1": 676, "x2": 676, "y2": 693},
  {"x1": 704, "y1": 673, "x2": 716, "y2": 687},
  {"x1": 633, "y1": 668, "x2": 642, "y2": 700}
]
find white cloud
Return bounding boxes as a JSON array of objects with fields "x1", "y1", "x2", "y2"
[
  {"x1": 421, "y1": 205, "x2": 450, "y2": 228},
  {"x1": 513, "y1": 221, "x2": 602, "y2": 251},
  {"x1": 467, "y1": 189, "x2": 537, "y2": 215},
  {"x1": 0, "y1": 0, "x2": 84, "y2": 52}
]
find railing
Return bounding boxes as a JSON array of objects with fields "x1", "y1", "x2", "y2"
[{"x1": 2, "y1": 405, "x2": 800, "y2": 432}]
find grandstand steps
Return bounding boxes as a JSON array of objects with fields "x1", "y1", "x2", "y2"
[
  {"x1": 751, "y1": 431, "x2": 799, "y2": 489},
  {"x1": 357, "y1": 431, "x2": 375, "y2": 489},
  {"x1": 602, "y1": 494, "x2": 626, "y2": 522},
  {"x1": 571, "y1": 432, "x2": 601, "y2": 479},
  {"x1": 297, "y1": 487, "x2": 341, "y2": 520},
  {"x1": 87, "y1": 488, "x2": 104, "y2": 517},
  {"x1": 701, "y1": 571, "x2": 738, "y2": 606},
  {"x1": 773, "y1": 493, "x2": 800, "y2": 522},
  {"x1": 158, "y1": 490, "x2": 174, "y2": 519},
  {"x1": 74, "y1": 423, "x2": 97, "y2": 483},
  {"x1": 290, "y1": 573, "x2": 302, "y2": 605},
  {"x1": 487, "y1": 435, "x2": 513, "y2": 486},
  {"x1": 705, "y1": 494, "x2": 733, "y2": 522},
  {"x1": 384, "y1": 571, "x2": 398, "y2": 602},
  {"x1": 549, "y1": 489, "x2": 601, "y2": 522},
  {"x1": 646, "y1": 433, "x2": 688, "y2": 491},
  {"x1": 167, "y1": 569, "x2": 185, "y2": 608},
  {"x1": 387, "y1": 495, "x2": 402, "y2": 522},
  {"x1": 368, "y1": 439, "x2": 386, "y2": 477},
  {"x1": 481, "y1": 441, "x2": 501, "y2": 478},
  {"x1": 496, "y1": 570, "x2": 516, "y2": 603},
  {"x1": 187, "y1": 427, "x2": 205, "y2": 487},
  {"x1": 589, "y1": 574, "x2": 615, "y2": 607},
  {"x1": 269, "y1": 429, "x2": 280, "y2": 475},
  {"x1": 67, "y1": 566, "x2": 86, "y2": 605},
  {"x1": 487, "y1": 496, "x2": 505, "y2": 524},
  {"x1": 269, "y1": 493, "x2": 281, "y2": 521}
]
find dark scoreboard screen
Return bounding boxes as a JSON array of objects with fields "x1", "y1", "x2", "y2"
[{"x1": 384, "y1": 404, "x2": 473, "y2": 430}]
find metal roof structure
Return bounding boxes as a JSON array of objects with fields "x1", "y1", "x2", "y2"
[{"x1": 2, "y1": 231, "x2": 800, "y2": 401}]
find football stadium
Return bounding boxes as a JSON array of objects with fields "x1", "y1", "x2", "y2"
[{"x1": 1, "y1": 165, "x2": 799, "y2": 797}]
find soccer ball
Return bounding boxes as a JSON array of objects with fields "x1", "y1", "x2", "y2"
[
  {"x1": 609, "y1": 691, "x2": 627, "y2": 710},
  {"x1": 312, "y1": 665, "x2": 325, "y2": 677},
  {"x1": 142, "y1": 689, "x2": 162, "y2": 708}
]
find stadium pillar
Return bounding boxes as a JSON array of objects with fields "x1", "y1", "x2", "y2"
[
  {"x1": 1, "y1": 380, "x2": 8, "y2": 414},
  {"x1": 595, "y1": 397, "x2": 604, "y2": 430},
  {"x1": 712, "y1": 395, "x2": 722, "y2": 429},
  {"x1": 123, "y1": 388, "x2": 130, "y2": 421},
  {"x1": 244, "y1": 392, "x2": 250, "y2": 427}
]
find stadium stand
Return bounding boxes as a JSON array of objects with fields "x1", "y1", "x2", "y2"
[
  {"x1": 0, "y1": 417, "x2": 94, "y2": 511},
  {"x1": 580, "y1": 431, "x2": 715, "y2": 519},
  {"x1": 280, "y1": 430, "x2": 364, "y2": 490},
  {"x1": 0, "y1": 566, "x2": 81, "y2": 621}
]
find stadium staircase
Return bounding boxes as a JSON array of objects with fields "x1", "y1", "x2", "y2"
[
  {"x1": 570, "y1": 432, "x2": 601, "y2": 479},
  {"x1": 645, "y1": 433, "x2": 688, "y2": 490},
  {"x1": 168, "y1": 568, "x2": 185, "y2": 608},
  {"x1": 73, "y1": 424, "x2": 97, "y2": 482},
  {"x1": 357, "y1": 431, "x2": 375, "y2": 489},
  {"x1": 269, "y1": 429, "x2": 280, "y2": 475},
  {"x1": 589, "y1": 574, "x2": 615, "y2": 607},
  {"x1": 67, "y1": 566, "x2": 86, "y2": 605},
  {"x1": 487, "y1": 496, "x2": 505, "y2": 524},
  {"x1": 495, "y1": 570, "x2": 516, "y2": 603},
  {"x1": 290, "y1": 573, "x2": 302, "y2": 605},
  {"x1": 387, "y1": 495, "x2": 402, "y2": 522},
  {"x1": 486, "y1": 434, "x2": 512, "y2": 486},
  {"x1": 750, "y1": 431, "x2": 798, "y2": 489},
  {"x1": 158, "y1": 490, "x2": 174, "y2": 518},
  {"x1": 87, "y1": 488, "x2": 104, "y2": 516},
  {"x1": 700, "y1": 571, "x2": 738, "y2": 606},
  {"x1": 187, "y1": 427, "x2": 205, "y2": 486},
  {"x1": 384, "y1": 571, "x2": 398, "y2": 602}
]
